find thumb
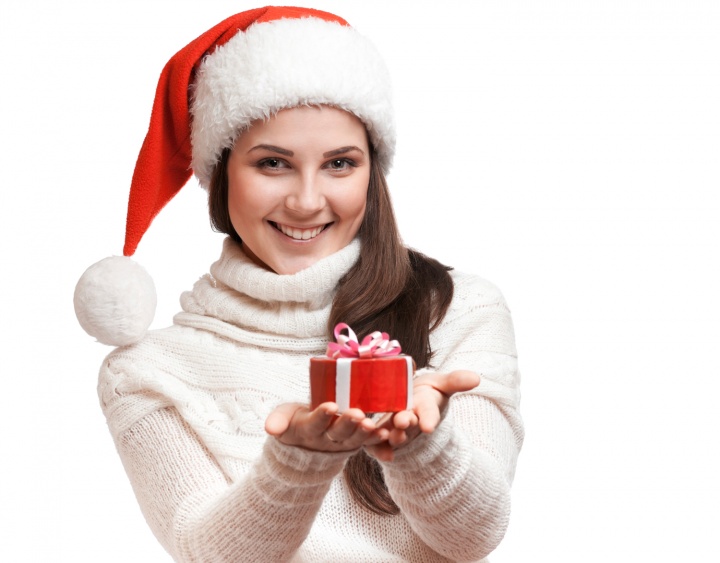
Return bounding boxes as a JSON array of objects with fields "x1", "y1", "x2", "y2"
[
  {"x1": 433, "y1": 370, "x2": 481, "y2": 396},
  {"x1": 265, "y1": 402, "x2": 304, "y2": 436}
]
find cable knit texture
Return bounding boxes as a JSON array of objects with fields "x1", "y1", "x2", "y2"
[{"x1": 98, "y1": 238, "x2": 523, "y2": 562}]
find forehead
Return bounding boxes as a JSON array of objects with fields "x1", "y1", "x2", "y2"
[{"x1": 237, "y1": 106, "x2": 368, "y2": 145}]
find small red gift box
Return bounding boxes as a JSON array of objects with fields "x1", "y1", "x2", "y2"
[{"x1": 310, "y1": 355, "x2": 414, "y2": 413}]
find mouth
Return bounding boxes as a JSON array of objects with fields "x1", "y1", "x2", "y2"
[{"x1": 270, "y1": 221, "x2": 331, "y2": 241}]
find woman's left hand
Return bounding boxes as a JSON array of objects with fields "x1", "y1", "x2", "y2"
[{"x1": 367, "y1": 370, "x2": 480, "y2": 462}]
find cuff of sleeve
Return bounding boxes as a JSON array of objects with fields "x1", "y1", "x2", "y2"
[
  {"x1": 380, "y1": 410, "x2": 457, "y2": 474},
  {"x1": 264, "y1": 437, "x2": 352, "y2": 482}
]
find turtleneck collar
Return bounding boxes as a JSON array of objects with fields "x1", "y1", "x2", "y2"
[{"x1": 178, "y1": 238, "x2": 361, "y2": 340}]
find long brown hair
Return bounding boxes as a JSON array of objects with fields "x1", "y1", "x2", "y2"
[{"x1": 209, "y1": 144, "x2": 454, "y2": 515}]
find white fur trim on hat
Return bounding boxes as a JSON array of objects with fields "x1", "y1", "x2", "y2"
[{"x1": 190, "y1": 16, "x2": 395, "y2": 188}]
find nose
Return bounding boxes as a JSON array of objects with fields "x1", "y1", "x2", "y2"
[{"x1": 284, "y1": 172, "x2": 326, "y2": 215}]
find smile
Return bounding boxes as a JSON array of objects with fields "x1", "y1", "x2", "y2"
[{"x1": 270, "y1": 221, "x2": 330, "y2": 241}]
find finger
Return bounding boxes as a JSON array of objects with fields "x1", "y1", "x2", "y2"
[
  {"x1": 340, "y1": 418, "x2": 377, "y2": 449},
  {"x1": 415, "y1": 396, "x2": 442, "y2": 434},
  {"x1": 391, "y1": 409, "x2": 418, "y2": 430},
  {"x1": 304, "y1": 402, "x2": 340, "y2": 435},
  {"x1": 296, "y1": 404, "x2": 342, "y2": 445},
  {"x1": 326, "y1": 408, "x2": 370, "y2": 442},
  {"x1": 388, "y1": 426, "x2": 408, "y2": 446},
  {"x1": 364, "y1": 427, "x2": 390, "y2": 446},
  {"x1": 380, "y1": 423, "x2": 422, "y2": 449}
]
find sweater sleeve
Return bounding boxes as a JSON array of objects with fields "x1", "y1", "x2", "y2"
[
  {"x1": 378, "y1": 274, "x2": 523, "y2": 561},
  {"x1": 115, "y1": 406, "x2": 350, "y2": 562}
]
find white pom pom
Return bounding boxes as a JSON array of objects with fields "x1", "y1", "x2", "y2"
[{"x1": 74, "y1": 256, "x2": 157, "y2": 346}]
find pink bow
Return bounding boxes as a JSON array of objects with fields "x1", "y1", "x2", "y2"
[{"x1": 326, "y1": 323, "x2": 402, "y2": 359}]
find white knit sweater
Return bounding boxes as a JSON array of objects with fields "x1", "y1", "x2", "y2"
[{"x1": 98, "y1": 238, "x2": 523, "y2": 562}]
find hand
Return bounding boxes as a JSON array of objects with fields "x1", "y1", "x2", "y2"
[
  {"x1": 265, "y1": 402, "x2": 389, "y2": 452},
  {"x1": 368, "y1": 370, "x2": 480, "y2": 462}
]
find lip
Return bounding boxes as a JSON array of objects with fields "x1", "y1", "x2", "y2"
[{"x1": 269, "y1": 221, "x2": 332, "y2": 242}]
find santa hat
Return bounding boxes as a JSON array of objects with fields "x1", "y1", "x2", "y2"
[{"x1": 74, "y1": 6, "x2": 395, "y2": 346}]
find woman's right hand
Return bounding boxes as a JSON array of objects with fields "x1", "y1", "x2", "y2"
[{"x1": 265, "y1": 402, "x2": 389, "y2": 452}]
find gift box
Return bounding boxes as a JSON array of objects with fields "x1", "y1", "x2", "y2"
[
  {"x1": 310, "y1": 355, "x2": 414, "y2": 413},
  {"x1": 309, "y1": 323, "x2": 414, "y2": 413}
]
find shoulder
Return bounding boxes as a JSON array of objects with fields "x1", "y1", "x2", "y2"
[
  {"x1": 97, "y1": 324, "x2": 181, "y2": 382},
  {"x1": 446, "y1": 270, "x2": 511, "y2": 321},
  {"x1": 428, "y1": 270, "x2": 517, "y2": 365},
  {"x1": 100, "y1": 325, "x2": 210, "y2": 376},
  {"x1": 98, "y1": 326, "x2": 209, "y2": 410}
]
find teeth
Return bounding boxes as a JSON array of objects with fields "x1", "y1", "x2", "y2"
[{"x1": 276, "y1": 223, "x2": 325, "y2": 240}]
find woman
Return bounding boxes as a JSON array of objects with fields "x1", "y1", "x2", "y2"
[{"x1": 75, "y1": 7, "x2": 523, "y2": 562}]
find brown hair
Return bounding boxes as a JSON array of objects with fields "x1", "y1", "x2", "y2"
[{"x1": 209, "y1": 145, "x2": 454, "y2": 515}]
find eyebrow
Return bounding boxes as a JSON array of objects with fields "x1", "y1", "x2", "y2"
[
  {"x1": 247, "y1": 144, "x2": 365, "y2": 158},
  {"x1": 323, "y1": 146, "x2": 365, "y2": 158},
  {"x1": 248, "y1": 144, "x2": 294, "y2": 156}
]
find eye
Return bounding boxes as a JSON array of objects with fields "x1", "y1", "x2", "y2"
[
  {"x1": 257, "y1": 157, "x2": 288, "y2": 170},
  {"x1": 324, "y1": 158, "x2": 356, "y2": 171}
]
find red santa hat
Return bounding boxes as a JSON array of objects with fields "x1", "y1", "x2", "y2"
[{"x1": 74, "y1": 6, "x2": 395, "y2": 346}]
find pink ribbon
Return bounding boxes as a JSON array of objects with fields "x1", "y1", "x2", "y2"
[{"x1": 326, "y1": 323, "x2": 402, "y2": 359}]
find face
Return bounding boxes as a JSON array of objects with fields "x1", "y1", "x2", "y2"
[{"x1": 227, "y1": 106, "x2": 370, "y2": 275}]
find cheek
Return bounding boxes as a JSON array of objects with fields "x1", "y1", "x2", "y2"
[
  {"x1": 226, "y1": 186, "x2": 247, "y2": 230},
  {"x1": 333, "y1": 187, "x2": 367, "y2": 228},
  {"x1": 227, "y1": 174, "x2": 270, "y2": 224},
  {"x1": 227, "y1": 185, "x2": 247, "y2": 217},
  {"x1": 339, "y1": 175, "x2": 370, "y2": 224}
]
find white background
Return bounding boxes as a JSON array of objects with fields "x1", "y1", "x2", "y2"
[{"x1": 1, "y1": 0, "x2": 718, "y2": 561}]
